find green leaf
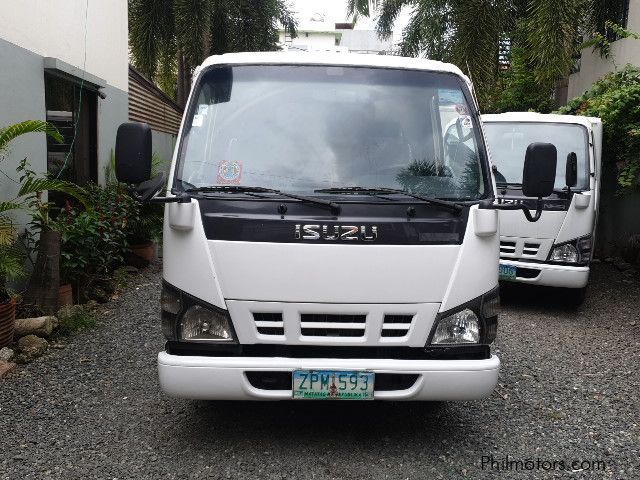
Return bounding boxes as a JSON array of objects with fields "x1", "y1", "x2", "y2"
[
  {"x1": 0, "y1": 120, "x2": 63, "y2": 153},
  {"x1": 17, "y1": 177, "x2": 88, "y2": 208}
]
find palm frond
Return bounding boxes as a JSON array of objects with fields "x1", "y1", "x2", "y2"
[
  {"x1": 378, "y1": 0, "x2": 411, "y2": 38},
  {"x1": 0, "y1": 201, "x2": 23, "y2": 215},
  {"x1": 347, "y1": 0, "x2": 380, "y2": 22},
  {"x1": 0, "y1": 215, "x2": 17, "y2": 246},
  {"x1": 17, "y1": 178, "x2": 88, "y2": 207},
  {"x1": 0, "y1": 120, "x2": 63, "y2": 153},
  {"x1": 524, "y1": 0, "x2": 587, "y2": 82},
  {"x1": 277, "y1": 0, "x2": 298, "y2": 39},
  {"x1": 0, "y1": 243, "x2": 26, "y2": 282},
  {"x1": 174, "y1": 0, "x2": 210, "y2": 65},
  {"x1": 129, "y1": 0, "x2": 175, "y2": 80}
]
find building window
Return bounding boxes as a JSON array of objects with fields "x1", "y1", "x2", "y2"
[{"x1": 44, "y1": 73, "x2": 97, "y2": 200}]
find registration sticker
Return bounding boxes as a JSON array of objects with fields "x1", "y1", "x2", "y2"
[
  {"x1": 192, "y1": 114, "x2": 204, "y2": 127},
  {"x1": 216, "y1": 160, "x2": 243, "y2": 184}
]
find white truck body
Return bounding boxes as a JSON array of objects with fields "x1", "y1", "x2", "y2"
[
  {"x1": 116, "y1": 52, "x2": 558, "y2": 401},
  {"x1": 482, "y1": 113, "x2": 602, "y2": 291}
]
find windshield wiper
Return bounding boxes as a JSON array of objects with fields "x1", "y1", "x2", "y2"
[
  {"x1": 314, "y1": 187, "x2": 463, "y2": 214},
  {"x1": 185, "y1": 185, "x2": 341, "y2": 214}
]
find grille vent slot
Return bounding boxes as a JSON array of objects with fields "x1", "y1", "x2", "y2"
[
  {"x1": 522, "y1": 242, "x2": 540, "y2": 256},
  {"x1": 300, "y1": 314, "x2": 366, "y2": 338},
  {"x1": 381, "y1": 315, "x2": 413, "y2": 337},
  {"x1": 253, "y1": 312, "x2": 284, "y2": 336},
  {"x1": 499, "y1": 240, "x2": 516, "y2": 255}
]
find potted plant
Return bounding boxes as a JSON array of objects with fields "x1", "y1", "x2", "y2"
[
  {"x1": 58, "y1": 184, "x2": 130, "y2": 302},
  {"x1": 126, "y1": 201, "x2": 163, "y2": 265},
  {"x1": 0, "y1": 120, "x2": 87, "y2": 316},
  {"x1": 125, "y1": 153, "x2": 165, "y2": 266}
]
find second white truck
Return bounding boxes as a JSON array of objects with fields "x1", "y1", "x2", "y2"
[{"x1": 482, "y1": 112, "x2": 602, "y2": 304}]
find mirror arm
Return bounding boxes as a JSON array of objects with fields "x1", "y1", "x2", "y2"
[
  {"x1": 148, "y1": 193, "x2": 191, "y2": 204},
  {"x1": 487, "y1": 198, "x2": 543, "y2": 223}
]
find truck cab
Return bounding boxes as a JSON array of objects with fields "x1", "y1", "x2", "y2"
[
  {"x1": 482, "y1": 113, "x2": 602, "y2": 304},
  {"x1": 114, "y1": 53, "x2": 558, "y2": 401}
]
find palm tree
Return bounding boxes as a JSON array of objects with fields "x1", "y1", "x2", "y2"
[
  {"x1": 129, "y1": 0, "x2": 297, "y2": 106},
  {"x1": 0, "y1": 120, "x2": 87, "y2": 310},
  {"x1": 348, "y1": 0, "x2": 602, "y2": 109}
]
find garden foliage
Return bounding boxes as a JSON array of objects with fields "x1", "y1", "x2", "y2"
[{"x1": 558, "y1": 65, "x2": 640, "y2": 191}]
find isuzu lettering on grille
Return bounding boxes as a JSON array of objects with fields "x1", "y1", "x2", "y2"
[{"x1": 294, "y1": 225, "x2": 378, "y2": 241}]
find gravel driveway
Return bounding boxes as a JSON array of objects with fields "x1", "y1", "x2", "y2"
[{"x1": 1, "y1": 262, "x2": 638, "y2": 479}]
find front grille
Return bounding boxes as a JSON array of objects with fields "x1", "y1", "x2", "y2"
[
  {"x1": 300, "y1": 314, "x2": 366, "y2": 338},
  {"x1": 499, "y1": 240, "x2": 516, "y2": 255},
  {"x1": 381, "y1": 314, "x2": 413, "y2": 337},
  {"x1": 253, "y1": 312, "x2": 284, "y2": 336},
  {"x1": 245, "y1": 371, "x2": 419, "y2": 392},
  {"x1": 522, "y1": 242, "x2": 540, "y2": 256}
]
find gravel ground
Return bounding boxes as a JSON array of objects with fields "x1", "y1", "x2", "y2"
[{"x1": 1, "y1": 262, "x2": 638, "y2": 480}]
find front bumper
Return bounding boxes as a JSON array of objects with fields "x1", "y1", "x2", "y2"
[
  {"x1": 500, "y1": 259, "x2": 589, "y2": 288},
  {"x1": 157, "y1": 351, "x2": 500, "y2": 401}
]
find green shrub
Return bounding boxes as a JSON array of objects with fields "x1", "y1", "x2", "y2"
[
  {"x1": 57, "y1": 183, "x2": 137, "y2": 281},
  {"x1": 56, "y1": 304, "x2": 97, "y2": 335},
  {"x1": 557, "y1": 65, "x2": 640, "y2": 191}
]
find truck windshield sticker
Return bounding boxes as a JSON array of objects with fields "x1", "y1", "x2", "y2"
[
  {"x1": 216, "y1": 160, "x2": 243, "y2": 184},
  {"x1": 192, "y1": 114, "x2": 204, "y2": 127}
]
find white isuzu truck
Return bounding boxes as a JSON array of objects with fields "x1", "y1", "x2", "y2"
[
  {"x1": 482, "y1": 113, "x2": 602, "y2": 305},
  {"x1": 115, "y1": 53, "x2": 559, "y2": 401}
]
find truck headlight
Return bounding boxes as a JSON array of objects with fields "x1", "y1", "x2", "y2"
[
  {"x1": 429, "y1": 288, "x2": 498, "y2": 345},
  {"x1": 432, "y1": 309, "x2": 480, "y2": 344},
  {"x1": 180, "y1": 305, "x2": 234, "y2": 342},
  {"x1": 548, "y1": 235, "x2": 591, "y2": 265},
  {"x1": 549, "y1": 243, "x2": 578, "y2": 263},
  {"x1": 161, "y1": 281, "x2": 237, "y2": 343}
]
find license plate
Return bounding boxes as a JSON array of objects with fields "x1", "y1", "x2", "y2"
[
  {"x1": 292, "y1": 370, "x2": 375, "y2": 400},
  {"x1": 499, "y1": 263, "x2": 517, "y2": 280}
]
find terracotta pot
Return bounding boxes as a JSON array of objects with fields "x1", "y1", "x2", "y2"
[
  {"x1": 59, "y1": 284, "x2": 73, "y2": 307},
  {"x1": 128, "y1": 242, "x2": 156, "y2": 265},
  {"x1": 0, "y1": 298, "x2": 16, "y2": 348}
]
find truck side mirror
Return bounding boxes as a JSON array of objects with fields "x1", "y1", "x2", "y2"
[
  {"x1": 522, "y1": 142, "x2": 557, "y2": 198},
  {"x1": 565, "y1": 152, "x2": 577, "y2": 188},
  {"x1": 115, "y1": 122, "x2": 152, "y2": 185}
]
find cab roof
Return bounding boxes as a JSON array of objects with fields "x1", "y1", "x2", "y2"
[
  {"x1": 198, "y1": 51, "x2": 471, "y2": 84},
  {"x1": 482, "y1": 112, "x2": 600, "y2": 128}
]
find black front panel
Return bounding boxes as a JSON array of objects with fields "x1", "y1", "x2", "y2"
[
  {"x1": 197, "y1": 197, "x2": 470, "y2": 245},
  {"x1": 166, "y1": 342, "x2": 491, "y2": 360},
  {"x1": 496, "y1": 187, "x2": 573, "y2": 211}
]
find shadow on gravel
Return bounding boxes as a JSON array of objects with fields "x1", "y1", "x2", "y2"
[
  {"x1": 175, "y1": 400, "x2": 462, "y2": 444},
  {"x1": 499, "y1": 282, "x2": 581, "y2": 314}
]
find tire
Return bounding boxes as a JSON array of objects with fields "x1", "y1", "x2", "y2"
[{"x1": 565, "y1": 286, "x2": 587, "y2": 307}]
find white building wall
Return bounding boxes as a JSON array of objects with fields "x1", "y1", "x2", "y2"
[
  {"x1": 0, "y1": 0, "x2": 128, "y2": 228},
  {"x1": 0, "y1": 0, "x2": 128, "y2": 91},
  {"x1": 567, "y1": 0, "x2": 640, "y2": 100},
  {"x1": 339, "y1": 30, "x2": 393, "y2": 53}
]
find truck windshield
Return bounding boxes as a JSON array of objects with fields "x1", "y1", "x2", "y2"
[
  {"x1": 174, "y1": 65, "x2": 488, "y2": 200},
  {"x1": 483, "y1": 122, "x2": 590, "y2": 190}
]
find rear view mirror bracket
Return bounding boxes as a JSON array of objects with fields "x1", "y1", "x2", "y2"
[
  {"x1": 126, "y1": 172, "x2": 191, "y2": 204},
  {"x1": 490, "y1": 200, "x2": 543, "y2": 222}
]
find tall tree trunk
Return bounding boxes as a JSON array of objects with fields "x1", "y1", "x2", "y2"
[
  {"x1": 23, "y1": 230, "x2": 61, "y2": 315},
  {"x1": 177, "y1": 51, "x2": 186, "y2": 108}
]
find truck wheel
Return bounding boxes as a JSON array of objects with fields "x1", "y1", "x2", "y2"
[{"x1": 565, "y1": 286, "x2": 587, "y2": 307}]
